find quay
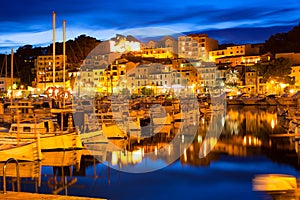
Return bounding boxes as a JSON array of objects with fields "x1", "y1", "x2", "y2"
[{"x1": 0, "y1": 191, "x2": 105, "y2": 200}]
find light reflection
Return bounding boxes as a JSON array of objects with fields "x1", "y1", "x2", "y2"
[
  {"x1": 88, "y1": 106, "x2": 287, "y2": 169},
  {"x1": 183, "y1": 148, "x2": 187, "y2": 162}
]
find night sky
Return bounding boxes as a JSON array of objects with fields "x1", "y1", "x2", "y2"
[{"x1": 1, "y1": 0, "x2": 300, "y2": 53}]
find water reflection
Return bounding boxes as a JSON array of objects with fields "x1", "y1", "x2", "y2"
[{"x1": 1, "y1": 106, "x2": 299, "y2": 199}]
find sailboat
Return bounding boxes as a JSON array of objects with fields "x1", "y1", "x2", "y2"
[
  {"x1": 0, "y1": 18, "x2": 82, "y2": 152},
  {"x1": 0, "y1": 49, "x2": 42, "y2": 161}
]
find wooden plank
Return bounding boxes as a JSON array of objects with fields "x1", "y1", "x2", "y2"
[{"x1": 0, "y1": 191, "x2": 105, "y2": 199}]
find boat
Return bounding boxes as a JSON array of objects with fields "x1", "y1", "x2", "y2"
[
  {"x1": 0, "y1": 105, "x2": 83, "y2": 151},
  {"x1": 0, "y1": 160, "x2": 41, "y2": 178},
  {"x1": 0, "y1": 141, "x2": 41, "y2": 161},
  {"x1": 41, "y1": 150, "x2": 82, "y2": 168},
  {"x1": 102, "y1": 123, "x2": 128, "y2": 139},
  {"x1": 253, "y1": 174, "x2": 297, "y2": 192}
]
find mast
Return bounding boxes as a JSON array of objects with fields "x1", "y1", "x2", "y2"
[
  {"x1": 63, "y1": 19, "x2": 66, "y2": 108},
  {"x1": 52, "y1": 11, "x2": 56, "y2": 87},
  {"x1": 5, "y1": 52, "x2": 7, "y2": 79},
  {"x1": 10, "y1": 48, "x2": 13, "y2": 106}
]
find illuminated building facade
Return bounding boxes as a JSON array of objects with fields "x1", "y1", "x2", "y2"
[
  {"x1": 96, "y1": 34, "x2": 141, "y2": 55},
  {"x1": 139, "y1": 48, "x2": 176, "y2": 58},
  {"x1": 215, "y1": 55, "x2": 262, "y2": 67},
  {"x1": 275, "y1": 52, "x2": 300, "y2": 88},
  {"x1": 195, "y1": 62, "x2": 218, "y2": 93},
  {"x1": 209, "y1": 44, "x2": 260, "y2": 62},
  {"x1": 178, "y1": 34, "x2": 218, "y2": 61},
  {"x1": 0, "y1": 77, "x2": 21, "y2": 92},
  {"x1": 290, "y1": 66, "x2": 300, "y2": 87},
  {"x1": 35, "y1": 55, "x2": 71, "y2": 90}
]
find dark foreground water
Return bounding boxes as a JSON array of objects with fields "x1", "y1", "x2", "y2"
[{"x1": 2, "y1": 105, "x2": 299, "y2": 200}]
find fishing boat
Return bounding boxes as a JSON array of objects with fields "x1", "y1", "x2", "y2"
[
  {"x1": 0, "y1": 141, "x2": 41, "y2": 161},
  {"x1": 0, "y1": 106, "x2": 82, "y2": 151},
  {"x1": 0, "y1": 160, "x2": 41, "y2": 178},
  {"x1": 102, "y1": 123, "x2": 128, "y2": 139}
]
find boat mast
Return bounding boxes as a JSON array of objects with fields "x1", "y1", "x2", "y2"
[
  {"x1": 52, "y1": 11, "x2": 56, "y2": 88},
  {"x1": 63, "y1": 19, "x2": 66, "y2": 108},
  {"x1": 10, "y1": 48, "x2": 13, "y2": 106},
  {"x1": 5, "y1": 52, "x2": 7, "y2": 79}
]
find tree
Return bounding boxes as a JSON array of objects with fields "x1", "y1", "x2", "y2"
[
  {"x1": 264, "y1": 22, "x2": 300, "y2": 53},
  {"x1": 225, "y1": 69, "x2": 241, "y2": 87},
  {"x1": 254, "y1": 57, "x2": 292, "y2": 84}
]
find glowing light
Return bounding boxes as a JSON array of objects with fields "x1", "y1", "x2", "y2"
[
  {"x1": 243, "y1": 136, "x2": 247, "y2": 145},
  {"x1": 183, "y1": 148, "x2": 187, "y2": 162},
  {"x1": 271, "y1": 119, "x2": 275, "y2": 129},
  {"x1": 111, "y1": 151, "x2": 118, "y2": 166}
]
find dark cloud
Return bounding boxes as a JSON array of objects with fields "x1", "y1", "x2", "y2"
[{"x1": 0, "y1": 0, "x2": 300, "y2": 52}]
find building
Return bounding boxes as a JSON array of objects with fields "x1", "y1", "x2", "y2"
[
  {"x1": 0, "y1": 77, "x2": 21, "y2": 97},
  {"x1": 139, "y1": 48, "x2": 176, "y2": 59},
  {"x1": 94, "y1": 34, "x2": 141, "y2": 55},
  {"x1": 209, "y1": 44, "x2": 260, "y2": 62},
  {"x1": 194, "y1": 62, "x2": 218, "y2": 94},
  {"x1": 276, "y1": 52, "x2": 300, "y2": 88},
  {"x1": 35, "y1": 55, "x2": 71, "y2": 91},
  {"x1": 142, "y1": 36, "x2": 177, "y2": 55},
  {"x1": 178, "y1": 34, "x2": 218, "y2": 61},
  {"x1": 275, "y1": 52, "x2": 300, "y2": 65},
  {"x1": 290, "y1": 65, "x2": 300, "y2": 87},
  {"x1": 215, "y1": 55, "x2": 262, "y2": 67}
]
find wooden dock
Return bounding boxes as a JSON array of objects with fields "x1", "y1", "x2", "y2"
[{"x1": 0, "y1": 191, "x2": 105, "y2": 200}]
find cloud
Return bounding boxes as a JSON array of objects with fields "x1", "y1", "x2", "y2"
[{"x1": 0, "y1": 0, "x2": 300, "y2": 53}]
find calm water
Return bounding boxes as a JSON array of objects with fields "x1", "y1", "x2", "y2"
[{"x1": 2, "y1": 105, "x2": 299, "y2": 200}]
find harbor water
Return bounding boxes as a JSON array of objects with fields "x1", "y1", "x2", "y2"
[{"x1": 1, "y1": 105, "x2": 299, "y2": 200}]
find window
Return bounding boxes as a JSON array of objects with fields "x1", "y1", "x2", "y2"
[{"x1": 23, "y1": 127, "x2": 31, "y2": 132}]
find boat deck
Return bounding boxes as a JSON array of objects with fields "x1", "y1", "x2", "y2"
[{"x1": 0, "y1": 191, "x2": 105, "y2": 200}]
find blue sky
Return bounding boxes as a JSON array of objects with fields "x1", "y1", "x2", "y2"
[{"x1": 1, "y1": 0, "x2": 300, "y2": 53}]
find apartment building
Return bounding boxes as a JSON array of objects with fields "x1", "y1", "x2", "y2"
[
  {"x1": 178, "y1": 34, "x2": 218, "y2": 61},
  {"x1": 0, "y1": 77, "x2": 20, "y2": 92},
  {"x1": 215, "y1": 55, "x2": 262, "y2": 67},
  {"x1": 194, "y1": 62, "x2": 218, "y2": 94},
  {"x1": 139, "y1": 48, "x2": 176, "y2": 59},
  {"x1": 35, "y1": 55, "x2": 71, "y2": 90},
  {"x1": 209, "y1": 44, "x2": 260, "y2": 62}
]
